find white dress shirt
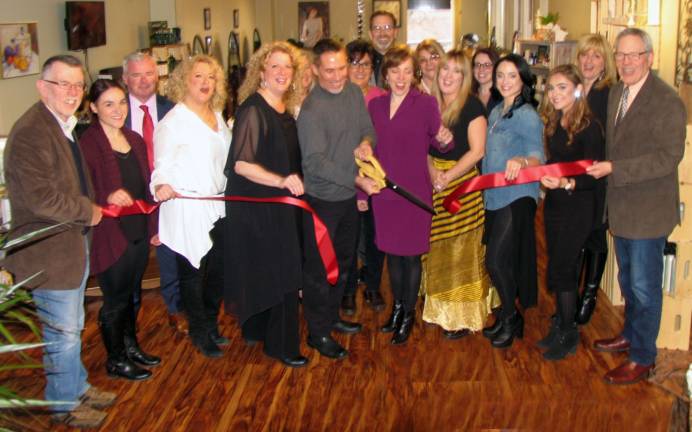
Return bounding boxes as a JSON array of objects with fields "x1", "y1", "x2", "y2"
[{"x1": 150, "y1": 103, "x2": 231, "y2": 268}]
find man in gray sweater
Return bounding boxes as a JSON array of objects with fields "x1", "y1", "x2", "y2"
[{"x1": 298, "y1": 38, "x2": 380, "y2": 359}]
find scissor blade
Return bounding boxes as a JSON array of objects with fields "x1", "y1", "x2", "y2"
[{"x1": 385, "y1": 179, "x2": 436, "y2": 215}]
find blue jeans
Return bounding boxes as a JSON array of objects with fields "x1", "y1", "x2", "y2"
[
  {"x1": 32, "y1": 258, "x2": 90, "y2": 412},
  {"x1": 613, "y1": 236, "x2": 665, "y2": 366}
]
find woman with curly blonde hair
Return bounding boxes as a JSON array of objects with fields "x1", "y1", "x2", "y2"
[
  {"x1": 223, "y1": 41, "x2": 309, "y2": 368},
  {"x1": 151, "y1": 54, "x2": 231, "y2": 358}
]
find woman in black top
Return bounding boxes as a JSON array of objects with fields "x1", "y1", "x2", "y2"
[
  {"x1": 223, "y1": 41, "x2": 308, "y2": 368},
  {"x1": 574, "y1": 34, "x2": 617, "y2": 324},
  {"x1": 538, "y1": 65, "x2": 604, "y2": 360}
]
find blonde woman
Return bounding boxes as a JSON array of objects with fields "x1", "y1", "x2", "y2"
[
  {"x1": 415, "y1": 39, "x2": 444, "y2": 94},
  {"x1": 423, "y1": 50, "x2": 494, "y2": 339},
  {"x1": 151, "y1": 55, "x2": 230, "y2": 358},
  {"x1": 223, "y1": 42, "x2": 309, "y2": 368}
]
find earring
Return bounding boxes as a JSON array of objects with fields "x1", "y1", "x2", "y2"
[
  {"x1": 574, "y1": 89, "x2": 582, "y2": 99},
  {"x1": 260, "y1": 80, "x2": 267, "y2": 88}
]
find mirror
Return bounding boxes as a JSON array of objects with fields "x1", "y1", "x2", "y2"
[
  {"x1": 192, "y1": 35, "x2": 205, "y2": 55},
  {"x1": 228, "y1": 31, "x2": 240, "y2": 68},
  {"x1": 253, "y1": 28, "x2": 261, "y2": 53}
]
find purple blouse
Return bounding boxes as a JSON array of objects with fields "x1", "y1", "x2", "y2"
[{"x1": 368, "y1": 87, "x2": 447, "y2": 255}]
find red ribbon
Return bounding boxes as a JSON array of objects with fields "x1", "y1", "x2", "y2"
[
  {"x1": 103, "y1": 195, "x2": 339, "y2": 285},
  {"x1": 443, "y1": 160, "x2": 594, "y2": 214}
]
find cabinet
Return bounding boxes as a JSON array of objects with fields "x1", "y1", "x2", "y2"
[{"x1": 515, "y1": 40, "x2": 577, "y2": 100}]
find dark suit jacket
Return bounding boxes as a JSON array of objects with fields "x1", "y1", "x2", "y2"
[
  {"x1": 125, "y1": 94, "x2": 175, "y2": 129},
  {"x1": 4, "y1": 102, "x2": 95, "y2": 289},
  {"x1": 606, "y1": 73, "x2": 686, "y2": 239},
  {"x1": 79, "y1": 121, "x2": 155, "y2": 275}
]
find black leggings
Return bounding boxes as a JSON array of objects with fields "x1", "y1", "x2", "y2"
[{"x1": 387, "y1": 254, "x2": 421, "y2": 313}]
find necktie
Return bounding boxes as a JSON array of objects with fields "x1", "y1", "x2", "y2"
[
  {"x1": 140, "y1": 105, "x2": 154, "y2": 172},
  {"x1": 616, "y1": 86, "x2": 629, "y2": 125}
]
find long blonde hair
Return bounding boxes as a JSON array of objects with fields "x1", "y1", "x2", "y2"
[
  {"x1": 431, "y1": 49, "x2": 472, "y2": 127},
  {"x1": 166, "y1": 54, "x2": 227, "y2": 111},
  {"x1": 238, "y1": 41, "x2": 303, "y2": 115},
  {"x1": 540, "y1": 64, "x2": 592, "y2": 147},
  {"x1": 575, "y1": 34, "x2": 617, "y2": 90}
]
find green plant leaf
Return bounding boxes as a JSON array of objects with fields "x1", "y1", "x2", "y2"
[
  {"x1": 0, "y1": 342, "x2": 44, "y2": 355},
  {"x1": 1, "y1": 222, "x2": 69, "y2": 252}
]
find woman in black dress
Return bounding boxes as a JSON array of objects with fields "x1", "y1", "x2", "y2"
[
  {"x1": 224, "y1": 41, "x2": 308, "y2": 368},
  {"x1": 538, "y1": 64, "x2": 604, "y2": 360},
  {"x1": 573, "y1": 34, "x2": 617, "y2": 324}
]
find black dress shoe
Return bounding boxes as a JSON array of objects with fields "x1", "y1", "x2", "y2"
[
  {"x1": 210, "y1": 329, "x2": 230, "y2": 346},
  {"x1": 307, "y1": 335, "x2": 348, "y2": 359},
  {"x1": 106, "y1": 356, "x2": 152, "y2": 381},
  {"x1": 381, "y1": 302, "x2": 404, "y2": 333},
  {"x1": 442, "y1": 329, "x2": 471, "y2": 340},
  {"x1": 333, "y1": 319, "x2": 362, "y2": 334},
  {"x1": 124, "y1": 336, "x2": 161, "y2": 367},
  {"x1": 364, "y1": 291, "x2": 385, "y2": 311},
  {"x1": 278, "y1": 355, "x2": 309, "y2": 368},
  {"x1": 192, "y1": 336, "x2": 223, "y2": 358},
  {"x1": 391, "y1": 311, "x2": 415, "y2": 345},
  {"x1": 340, "y1": 294, "x2": 356, "y2": 316}
]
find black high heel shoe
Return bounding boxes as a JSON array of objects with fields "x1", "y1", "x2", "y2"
[
  {"x1": 381, "y1": 302, "x2": 404, "y2": 333},
  {"x1": 391, "y1": 311, "x2": 414, "y2": 345},
  {"x1": 490, "y1": 312, "x2": 523, "y2": 348}
]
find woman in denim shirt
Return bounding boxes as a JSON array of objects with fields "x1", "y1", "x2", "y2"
[{"x1": 481, "y1": 54, "x2": 544, "y2": 348}]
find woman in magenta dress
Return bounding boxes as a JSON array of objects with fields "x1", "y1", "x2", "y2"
[{"x1": 366, "y1": 44, "x2": 450, "y2": 345}]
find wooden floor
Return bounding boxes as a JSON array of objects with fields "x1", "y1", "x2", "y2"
[{"x1": 1, "y1": 207, "x2": 677, "y2": 431}]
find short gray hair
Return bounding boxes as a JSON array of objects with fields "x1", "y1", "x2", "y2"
[
  {"x1": 41, "y1": 55, "x2": 83, "y2": 79},
  {"x1": 122, "y1": 51, "x2": 156, "y2": 75},
  {"x1": 615, "y1": 27, "x2": 653, "y2": 53}
]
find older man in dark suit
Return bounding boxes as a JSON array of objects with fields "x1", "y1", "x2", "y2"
[
  {"x1": 4, "y1": 55, "x2": 113, "y2": 427},
  {"x1": 587, "y1": 28, "x2": 686, "y2": 385},
  {"x1": 121, "y1": 52, "x2": 182, "y2": 332}
]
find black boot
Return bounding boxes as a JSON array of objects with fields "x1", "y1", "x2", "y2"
[
  {"x1": 123, "y1": 307, "x2": 161, "y2": 367},
  {"x1": 391, "y1": 311, "x2": 414, "y2": 345},
  {"x1": 536, "y1": 314, "x2": 560, "y2": 349},
  {"x1": 543, "y1": 324, "x2": 579, "y2": 361},
  {"x1": 490, "y1": 311, "x2": 523, "y2": 348},
  {"x1": 99, "y1": 310, "x2": 151, "y2": 381},
  {"x1": 576, "y1": 250, "x2": 607, "y2": 325},
  {"x1": 380, "y1": 302, "x2": 404, "y2": 333},
  {"x1": 482, "y1": 313, "x2": 502, "y2": 340}
]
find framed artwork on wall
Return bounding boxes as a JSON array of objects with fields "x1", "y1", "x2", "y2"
[
  {"x1": 0, "y1": 22, "x2": 39, "y2": 79},
  {"x1": 204, "y1": 8, "x2": 211, "y2": 30},
  {"x1": 233, "y1": 9, "x2": 239, "y2": 29},
  {"x1": 298, "y1": 2, "x2": 329, "y2": 48},
  {"x1": 373, "y1": 0, "x2": 401, "y2": 27}
]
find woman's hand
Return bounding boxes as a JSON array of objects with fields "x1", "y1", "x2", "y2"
[
  {"x1": 354, "y1": 140, "x2": 374, "y2": 161},
  {"x1": 356, "y1": 176, "x2": 381, "y2": 196},
  {"x1": 434, "y1": 171, "x2": 451, "y2": 192},
  {"x1": 436, "y1": 126, "x2": 453, "y2": 145},
  {"x1": 504, "y1": 157, "x2": 526, "y2": 181},
  {"x1": 155, "y1": 184, "x2": 177, "y2": 202},
  {"x1": 107, "y1": 188, "x2": 134, "y2": 207},
  {"x1": 357, "y1": 199, "x2": 369, "y2": 212},
  {"x1": 280, "y1": 174, "x2": 304, "y2": 196},
  {"x1": 540, "y1": 175, "x2": 561, "y2": 190}
]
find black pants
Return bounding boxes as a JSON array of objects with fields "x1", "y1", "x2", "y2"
[
  {"x1": 176, "y1": 220, "x2": 224, "y2": 342},
  {"x1": 387, "y1": 254, "x2": 421, "y2": 312},
  {"x1": 242, "y1": 291, "x2": 300, "y2": 358},
  {"x1": 302, "y1": 195, "x2": 359, "y2": 338},
  {"x1": 98, "y1": 238, "x2": 149, "y2": 328},
  {"x1": 485, "y1": 197, "x2": 537, "y2": 319},
  {"x1": 346, "y1": 205, "x2": 385, "y2": 295}
]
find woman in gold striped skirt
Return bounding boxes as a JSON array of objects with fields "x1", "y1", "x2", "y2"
[{"x1": 422, "y1": 49, "x2": 497, "y2": 338}]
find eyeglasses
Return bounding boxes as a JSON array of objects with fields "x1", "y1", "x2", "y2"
[
  {"x1": 614, "y1": 51, "x2": 649, "y2": 62},
  {"x1": 371, "y1": 24, "x2": 394, "y2": 32},
  {"x1": 350, "y1": 60, "x2": 372, "y2": 70},
  {"x1": 42, "y1": 79, "x2": 86, "y2": 92},
  {"x1": 473, "y1": 62, "x2": 493, "y2": 70},
  {"x1": 419, "y1": 54, "x2": 440, "y2": 64}
]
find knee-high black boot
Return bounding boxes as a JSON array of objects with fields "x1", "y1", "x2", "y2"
[
  {"x1": 380, "y1": 302, "x2": 404, "y2": 333},
  {"x1": 576, "y1": 250, "x2": 607, "y2": 325},
  {"x1": 391, "y1": 310, "x2": 414, "y2": 345},
  {"x1": 99, "y1": 309, "x2": 151, "y2": 380},
  {"x1": 123, "y1": 305, "x2": 161, "y2": 367}
]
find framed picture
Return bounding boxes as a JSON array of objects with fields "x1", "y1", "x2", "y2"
[
  {"x1": 203, "y1": 8, "x2": 211, "y2": 30},
  {"x1": 233, "y1": 9, "x2": 239, "y2": 29},
  {"x1": 298, "y1": 2, "x2": 329, "y2": 49},
  {"x1": 0, "y1": 22, "x2": 40, "y2": 79},
  {"x1": 373, "y1": 0, "x2": 401, "y2": 27}
]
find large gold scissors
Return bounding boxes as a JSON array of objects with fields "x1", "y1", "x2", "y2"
[{"x1": 355, "y1": 155, "x2": 436, "y2": 215}]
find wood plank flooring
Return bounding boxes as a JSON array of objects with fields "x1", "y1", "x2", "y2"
[{"x1": 0, "y1": 205, "x2": 677, "y2": 431}]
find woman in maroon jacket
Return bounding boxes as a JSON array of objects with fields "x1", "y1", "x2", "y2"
[{"x1": 80, "y1": 79, "x2": 160, "y2": 380}]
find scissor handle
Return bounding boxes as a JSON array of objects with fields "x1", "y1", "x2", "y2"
[{"x1": 355, "y1": 155, "x2": 387, "y2": 189}]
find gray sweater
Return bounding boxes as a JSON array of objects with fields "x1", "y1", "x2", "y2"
[{"x1": 297, "y1": 81, "x2": 375, "y2": 201}]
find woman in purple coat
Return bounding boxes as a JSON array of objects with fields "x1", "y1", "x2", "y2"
[{"x1": 366, "y1": 45, "x2": 450, "y2": 344}]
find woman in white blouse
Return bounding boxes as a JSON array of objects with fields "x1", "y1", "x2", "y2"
[{"x1": 151, "y1": 55, "x2": 231, "y2": 358}]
